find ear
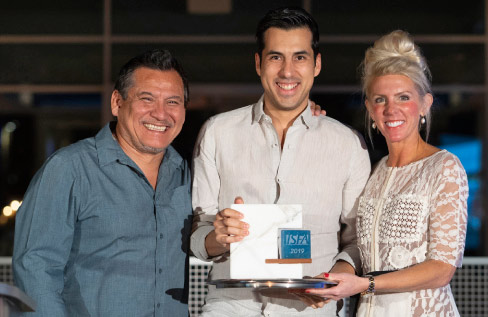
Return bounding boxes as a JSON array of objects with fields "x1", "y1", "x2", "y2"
[
  {"x1": 314, "y1": 53, "x2": 322, "y2": 77},
  {"x1": 111, "y1": 90, "x2": 122, "y2": 117},
  {"x1": 421, "y1": 93, "x2": 433, "y2": 116},
  {"x1": 255, "y1": 53, "x2": 261, "y2": 76}
]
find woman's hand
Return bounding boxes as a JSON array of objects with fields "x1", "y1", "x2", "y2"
[
  {"x1": 304, "y1": 272, "x2": 369, "y2": 302},
  {"x1": 289, "y1": 288, "x2": 331, "y2": 309}
]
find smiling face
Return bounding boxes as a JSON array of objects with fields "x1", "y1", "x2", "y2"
[
  {"x1": 255, "y1": 27, "x2": 321, "y2": 115},
  {"x1": 111, "y1": 67, "x2": 186, "y2": 158},
  {"x1": 366, "y1": 74, "x2": 432, "y2": 148}
]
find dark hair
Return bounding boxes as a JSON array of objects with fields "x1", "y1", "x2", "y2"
[
  {"x1": 114, "y1": 49, "x2": 189, "y2": 106},
  {"x1": 256, "y1": 7, "x2": 319, "y2": 60}
]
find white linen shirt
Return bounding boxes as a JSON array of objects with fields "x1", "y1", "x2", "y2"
[{"x1": 190, "y1": 96, "x2": 371, "y2": 315}]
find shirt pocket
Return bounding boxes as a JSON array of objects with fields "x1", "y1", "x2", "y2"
[
  {"x1": 168, "y1": 184, "x2": 192, "y2": 215},
  {"x1": 379, "y1": 195, "x2": 429, "y2": 243}
]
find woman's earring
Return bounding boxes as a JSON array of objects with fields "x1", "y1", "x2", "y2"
[
  {"x1": 420, "y1": 116, "x2": 426, "y2": 125},
  {"x1": 372, "y1": 121, "x2": 377, "y2": 130}
]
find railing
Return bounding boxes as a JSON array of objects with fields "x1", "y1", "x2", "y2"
[{"x1": 2, "y1": 256, "x2": 487, "y2": 316}]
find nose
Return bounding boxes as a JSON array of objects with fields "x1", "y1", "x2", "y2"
[
  {"x1": 279, "y1": 59, "x2": 293, "y2": 78},
  {"x1": 151, "y1": 102, "x2": 169, "y2": 120},
  {"x1": 383, "y1": 100, "x2": 397, "y2": 115}
]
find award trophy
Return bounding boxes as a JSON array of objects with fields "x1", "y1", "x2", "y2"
[{"x1": 209, "y1": 204, "x2": 335, "y2": 289}]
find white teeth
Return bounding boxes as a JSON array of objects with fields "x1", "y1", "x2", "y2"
[
  {"x1": 277, "y1": 83, "x2": 298, "y2": 90},
  {"x1": 385, "y1": 121, "x2": 404, "y2": 128},
  {"x1": 144, "y1": 123, "x2": 167, "y2": 132}
]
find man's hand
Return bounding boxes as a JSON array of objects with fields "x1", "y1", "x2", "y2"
[
  {"x1": 205, "y1": 197, "x2": 249, "y2": 257},
  {"x1": 310, "y1": 101, "x2": 326, "y2": 116},
  {"x1": 213, "y1": 197, "x2": 249, "y2": 247}
]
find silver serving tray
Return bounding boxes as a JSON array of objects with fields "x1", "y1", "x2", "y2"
[{"x1": 208, "y1": 278, "x2": 336, "y2": 289}]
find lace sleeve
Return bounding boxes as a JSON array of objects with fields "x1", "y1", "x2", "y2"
[{"x1": 427, "y1": 154, "x2": 468, "y2": 267}]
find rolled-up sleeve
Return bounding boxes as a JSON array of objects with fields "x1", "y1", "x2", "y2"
[{"x1": 190, "y1": 118, "x2": 222, "y2": 261}]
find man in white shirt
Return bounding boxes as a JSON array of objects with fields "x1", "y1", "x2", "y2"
[{"x1": 190, "y1": 7, "x2": 371, "y2": 316}]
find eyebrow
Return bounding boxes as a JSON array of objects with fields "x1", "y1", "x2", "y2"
[
  {"x1": 136, "y1": 92, "x2": 183, "y2": 100},
  {"x1": 266, "y1": 50, "x2": 311, "y2": 56},
  {"x1": 165, "y1": 95, "x2": 183, "y2": 101},
  {"x1": 372, "y1": 91, "x2": 413, "y2": 97},
  {"x1": 137, "y1": 91, "x2": 155, "y2": 97},
  {"x1": 266, "y1": 50, "x2": 283, "y2": 56},
  {"x1": 394, "y1": 90, "x2": 413, "y2": 96}
]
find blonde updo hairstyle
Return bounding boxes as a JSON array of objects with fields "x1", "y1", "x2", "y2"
[{"x1": 361, "y1": 30, "x2": 433, "y2": 142}]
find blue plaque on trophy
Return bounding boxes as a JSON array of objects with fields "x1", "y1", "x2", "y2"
[{"x1": 279, "y1": 229, "x2": 311, "y2": 259}]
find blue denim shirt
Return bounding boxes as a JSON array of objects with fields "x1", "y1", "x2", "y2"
[{"x1": 13, "y1": 122, "x2": 192, "y2": 316}]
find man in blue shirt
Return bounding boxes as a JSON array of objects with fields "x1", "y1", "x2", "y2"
[{"x1": 13, "y1": 49, "x2": 192, "y2": 316}]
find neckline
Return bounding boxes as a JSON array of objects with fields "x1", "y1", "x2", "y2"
[{"x1": 383, "y1": 149, "x2": 446, "y2": 170}]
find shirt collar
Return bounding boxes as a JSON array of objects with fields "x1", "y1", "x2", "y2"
[
  {"x1": 252, "y1": 95, "x2": 317, "y2": 129},
  {"x1": 252, "y1": 95, "x2": 267, "y2": 124},
  {"x1": 299, "y1": 99, "x2": 317, "y2": 129},
  {"x1": 95, "y1": 122, "x2": 127, "y2": 167}
]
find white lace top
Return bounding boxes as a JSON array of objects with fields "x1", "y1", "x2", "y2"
[{"x1": 356, "y1": 150, "x2": 468, "y2": 317}]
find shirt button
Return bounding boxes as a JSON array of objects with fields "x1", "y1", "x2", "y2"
[
  {"x1": 159, "y1": 233, "x2": 163, "y2": 239},
  {"x1": 159, "y1": 268, "x2": 162, "y2": 274}
]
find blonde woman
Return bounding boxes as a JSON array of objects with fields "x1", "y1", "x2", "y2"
[{"x1": 304, "y1": 30, "x2": 469, "y2": 316}]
